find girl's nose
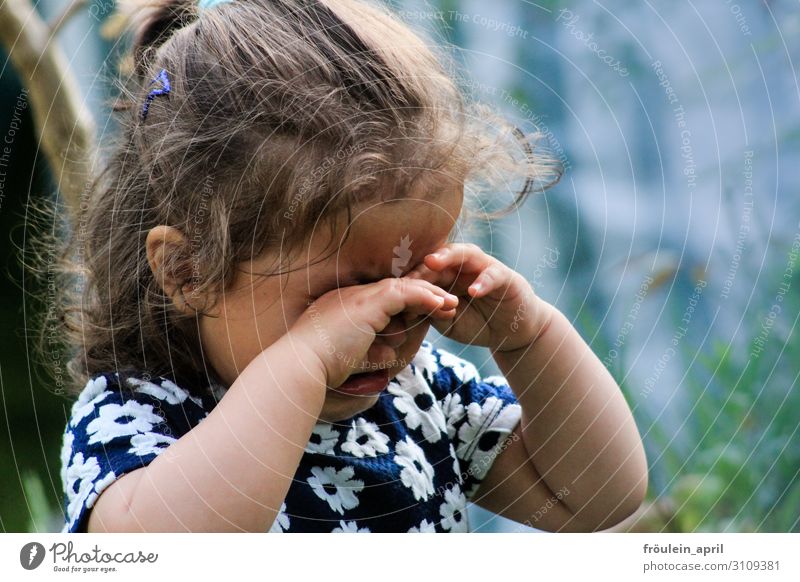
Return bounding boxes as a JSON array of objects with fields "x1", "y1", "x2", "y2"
[{"x1": 378, "y1": 315, "x2": 407, "y2": 349}]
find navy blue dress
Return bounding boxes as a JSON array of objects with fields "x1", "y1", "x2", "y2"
[{"x1": 60, "y1": 341, "x2": 521, "y2": 532}]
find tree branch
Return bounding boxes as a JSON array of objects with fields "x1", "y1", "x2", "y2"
[{"x1": 0, "y1": 0, "x2": 96, "y2": 221}]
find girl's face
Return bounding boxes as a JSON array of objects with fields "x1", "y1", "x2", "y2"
[{"x1": 199, "y1": 182, "x2": 464, "y2": 422}]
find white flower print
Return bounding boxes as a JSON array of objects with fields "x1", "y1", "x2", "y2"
[
  {"x1": 413, "y1": 342, "x2": 438, "y2": 369},
  {"x1": 64, "y1": 452, "x2": 100, "y2": 530},
  {"x1": 307, "y1": 466, "x2": 364, "y2": 514},
  {"x1": 408, "y1": 518, "x2": 436, "y2": 533},
  {"x1": 85, "y1": 401, "x2": 165, "y2": 445},
  {"x1": 268, "y1": 502, "x2": 290, "y2": 533},
  {"x1": 455, "y1": 396, "x2": 505, "y2": 459},
  {"x1": 449, "y1": 443, "x2": 461, "y2": 481},
  {"x1": 332, "y1": 520, "x2": 370, "y2": 532},
  {"x1": 394, "y1": 435, "x2": 435, "y2": 501},
  {"x1": 59, "y1": 431, "x2": 74, "y2": 489},
  {"x1": 128, "y1": 432, "x2": 177, "y2": 457},
  {"x1": 126, "y1": 377, "x2": 203, "y2": 407},
  {"x1": 340, "y1": 418, "x2": 389, "y2": 458},
  {"x1": 304, "y1": 423, "x2": 340, "y2": 455},
  {"x1": 441, "y1": 392, "x2": 466, "y2": 439},
  {"x1": 461, "y1": 401, "x2": 521, "y2": 462},
  {"x1": 411, "y1": 343, "x2": 439, "y2": 385},
  {"x1": 70, "y1": 376, "x2": 112, "y2": 427},
  {"x1": 439, "y1": 484, "x2": 468, "y2": 532},
  {"x1": 436, "y1": 350, "x2": 480, "y2": 384},
  {"x1": 389, "y1": 370, "x2": 446, "y2": 442},
  {"x1": 482, "y1": 375, "x2": 508, "y2": 387}
]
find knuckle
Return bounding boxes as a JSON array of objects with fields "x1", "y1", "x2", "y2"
[{"x1": 378, "y1": 276, "x2": 406, "y2": 296}]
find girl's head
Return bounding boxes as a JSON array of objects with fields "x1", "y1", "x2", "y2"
[{"x1": 45, "y1": 0, "x2": 560, "y2": 410}]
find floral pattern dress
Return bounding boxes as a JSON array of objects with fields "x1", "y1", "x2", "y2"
[{"x1": 60, "y1": 340, "x2": 522, "y2": 533}]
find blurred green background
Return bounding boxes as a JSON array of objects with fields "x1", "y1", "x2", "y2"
[{"x1": 1, "y1": 0, "x2": 798, "y2": 532}]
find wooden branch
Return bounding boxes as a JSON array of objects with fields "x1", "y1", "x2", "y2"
[
  {"x1": 0, "y1": 0, "x2": 97, "y2": 221},
  {"x1": 48, "y1": 0, "x2": 89, "y2": 37}
]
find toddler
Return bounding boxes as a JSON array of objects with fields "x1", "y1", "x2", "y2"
[{"x1": 53, "y1": 0, "x2": 647, "y2": 532}]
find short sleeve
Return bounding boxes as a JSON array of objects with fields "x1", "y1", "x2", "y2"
[
  {"x1": 59, "y1": 373, "x2": 209, "y2": 533},
  {"x1": 419, "y1": 342, "x2": 522, "y2": 500}
]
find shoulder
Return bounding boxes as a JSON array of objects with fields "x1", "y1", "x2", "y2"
[
  {"x1": 60, "y1": 372, "x2": 212, "y2": 533},
  {"x1": 65, "y1": 372, "x2": 212, "y2": 438}
]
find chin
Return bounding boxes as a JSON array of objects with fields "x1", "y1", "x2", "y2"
[{"x1": 318, "y1": 392, "x2": 381, "y2": 423}]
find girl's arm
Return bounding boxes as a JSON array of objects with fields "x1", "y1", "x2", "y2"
[
  {"x1": 87, "y1": 333, "x2": 328, "y2": 532},
  {"x1": 475, "y1": 301, "x2": 648, "y2": 531},
  {"x1": 87, "y1": 276, "x2": 456, "y2": 532}
]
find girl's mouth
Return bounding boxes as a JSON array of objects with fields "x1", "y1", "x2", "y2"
[{"x1": 330, "y1": 368, "x2": 391, "y2": 397}]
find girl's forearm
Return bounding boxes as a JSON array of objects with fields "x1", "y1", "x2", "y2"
[
  {"x1": 122, "y1": 333, "x2": 327, "y2": 532},
  {"x1": 494, "y1": 302, "x2": 648, "y2": 530}
]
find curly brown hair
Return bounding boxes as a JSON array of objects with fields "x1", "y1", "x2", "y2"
[{"x1": 36, "y1": 0, "x2": 561, "y2": 399}]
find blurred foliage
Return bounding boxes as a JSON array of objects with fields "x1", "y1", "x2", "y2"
[
  {"x1": 579, "y1": 258, "x2": 800, "y2": 532},
  {"x1": 0, "y1": 48, "x2": 67, "y2": 533}
]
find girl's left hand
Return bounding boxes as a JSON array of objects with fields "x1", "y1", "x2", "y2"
[{"x1": 404, "y1": 243, "x2": 551, "y2": 352}]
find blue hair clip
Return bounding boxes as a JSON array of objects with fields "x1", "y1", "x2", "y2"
[
  {"x1": 141, "y1": 69, "x2": 171, "y2": 121},
  {"x1": 197, "y1": 0, "x2": 234, "y2": 10}
]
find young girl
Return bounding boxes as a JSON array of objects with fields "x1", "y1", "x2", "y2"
[{"x1": 52, "y1": 0, "x2": 647, "y2": 533}]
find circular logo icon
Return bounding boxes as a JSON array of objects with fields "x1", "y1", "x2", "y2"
[{"x1": 20, "y1": 542, "x2": 46, "y2": 570}]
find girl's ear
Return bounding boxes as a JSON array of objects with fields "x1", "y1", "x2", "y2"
[{"x1": 145, "y1": 225, "x2": 196, "y2": 314}]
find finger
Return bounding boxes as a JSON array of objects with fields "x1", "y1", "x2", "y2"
[
  {"x1": 429, "y1": 307, "x2": 457, "y2": 320},
  {"x1": 424, "y1": 243, "x2": 493, "y2": 275},
  {"x1": 411, "y1": 278, "x2": 459, "y2": 310},
  {"x1": 403, "y1": 263, "x2": 462, "y2": 295},
  {"x1": 403, "y1": 262, "x2": 439, "y2": 283},
  {"x1": 468, "y1": 262, "x2": 512, "y2": 298},
  {"x1": 377, "y1": 278, "x2": 458, "y2": 318}
]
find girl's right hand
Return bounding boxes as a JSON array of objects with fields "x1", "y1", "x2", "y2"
[{"x1": 288, "y1": 277, "x2": 459, "y2": 389}]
